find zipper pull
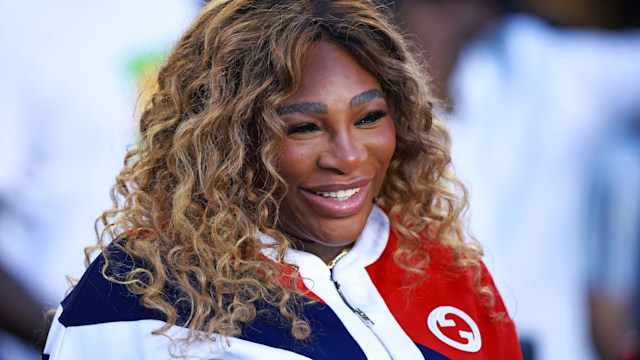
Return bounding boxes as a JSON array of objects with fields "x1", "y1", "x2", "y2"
[
  {"x1": 353, "y1": 308, "x2": 374, "y2": 326},
  {"x1": 333, "y1": 280, "x2": 374, "y2": 326}
]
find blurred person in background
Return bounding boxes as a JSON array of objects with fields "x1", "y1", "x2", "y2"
[
  {"x1": 0, "y1": 1, "x2": 197, "y2": 358},
  {"x1": 586, "y1": 117, "x2": 640, "y2": 360},
  {"x1": 392, "y1": 0, "x2": 640, "y2": 359}
]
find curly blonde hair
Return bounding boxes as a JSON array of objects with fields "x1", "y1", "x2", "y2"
[{"x1": 91, "y1": 0, "x2": 488, "y2": 347}]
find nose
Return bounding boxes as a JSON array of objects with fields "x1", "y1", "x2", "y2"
[{"x1": 317, "y1": 130, "x2": 366, "y2": 174}]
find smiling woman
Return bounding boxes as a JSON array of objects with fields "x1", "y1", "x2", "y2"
[
  {"x1": 42, "y1": 1, "x2": 522, "y2": 359},
  {"x1": 276, "y1": 42, "x2": 396, "y2": 262}
]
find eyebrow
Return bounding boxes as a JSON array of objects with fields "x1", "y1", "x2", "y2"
[
  {"x1": 277, "y1": 102, "x2": 328, "y2": 115},
  {"x1": 349, "y1": 88, "x2": 385, "y2": 109},
  {"x1": 277, "y1": 88, "x2": 385, "y2": 115}
]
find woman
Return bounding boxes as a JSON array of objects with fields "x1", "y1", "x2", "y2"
[{"x1": 43, "y1": 0, "x2": 522, "y2": 359}]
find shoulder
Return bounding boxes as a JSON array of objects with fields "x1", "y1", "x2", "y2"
[
  {"x1": 367, "y1": 229, "x2": 485, "y2": 301},
  {"x1": 58, "y1": 245, "x2": 164, "y2": 328},
  {"x1": 45, "y1": 244, "x2": 319, "y2": 360},
  {"x1": 44, "y1": 245, "x2": 179, "y2": 359},
  {"x1": 367, "y1": 229, "x2": 523, "y2": 359}
]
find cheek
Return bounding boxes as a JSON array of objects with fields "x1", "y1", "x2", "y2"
[
  {"x1": 374, "y1": 119, "x2": 397, "y2": 172},
  {"x1": 275, "y1": 140, "x2": 314, "y2": 187},
  {"x1": 368, "y1": 120, "x2": 396, "y2": 196}
]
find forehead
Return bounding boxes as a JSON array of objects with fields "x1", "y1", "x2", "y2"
[{"x1": 285, "y1": 42, "x2": 382, "y2": 104}]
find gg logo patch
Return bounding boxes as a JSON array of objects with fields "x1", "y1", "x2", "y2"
[{"x1": 427, "y1": 306, "x2": 482, "y2": 353}]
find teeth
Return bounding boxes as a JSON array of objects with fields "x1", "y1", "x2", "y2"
[{"x1": 314, "y1": 187, "x2": 360, "y2": 201}]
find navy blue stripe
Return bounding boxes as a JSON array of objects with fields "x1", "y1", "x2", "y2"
[
  {"x1": 415, "y1": 342, "x2": 450, "y2": 360},
  {"x1": 59, "y1": 247, "x2": 165, "y2": 327},
  {"x1": 238, "y1": 301, "x2": 367, "y2": 360}
]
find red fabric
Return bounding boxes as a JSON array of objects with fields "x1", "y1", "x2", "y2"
[
  {"x1": 282, "y1": 264, "x2": 325, "y2": 303},
  {"x1": 366, "y1": 230, "x2": 523, "y2": 360},
  {"x1": 263, "y1": 253, "x2": 325, "y2": 303}
]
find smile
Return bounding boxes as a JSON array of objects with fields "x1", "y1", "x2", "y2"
[
  {"x1": 313, "y1": 188, "x2": 361, "y2": 201},
  {"x1": 300, "y1": 182, "x2": 371, "y2": 218}
]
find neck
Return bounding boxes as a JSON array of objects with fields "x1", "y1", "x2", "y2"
[{"x1": 287, "y1": 235, "x2": 353, "y2": 264}]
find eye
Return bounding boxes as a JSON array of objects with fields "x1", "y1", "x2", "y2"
[
  {"x1": 356, "y1": 111, "x2": 387, "y2": 126},
  {"x1": 287, "y1": 123, "x2": 321, "y2": 135}
]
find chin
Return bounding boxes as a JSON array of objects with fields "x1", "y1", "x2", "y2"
[
  {"x1": 280, "y1": 201, "x2": 374, "y2": 251},
  {"x1": 311, "y1": 218, "x2": 369, "y2": 247}
]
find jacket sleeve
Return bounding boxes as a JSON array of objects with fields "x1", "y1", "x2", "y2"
[{"x1": 42, "y1": 305, "x2": 312, "y2": 360}]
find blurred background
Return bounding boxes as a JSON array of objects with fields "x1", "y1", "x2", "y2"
[
  {"x1": 0, "y1": 1, "x2": 638, "y2": 359},
  {"x1": 0, "y1": 1, "x2": 200, "y2": 359}
]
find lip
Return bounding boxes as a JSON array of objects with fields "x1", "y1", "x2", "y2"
[
  {"x1": 300, "y1": 181, "x2": 372, "y2": 218},
  {"x1": 303, "y1": 178, "x2": 371, "y2": 193}
]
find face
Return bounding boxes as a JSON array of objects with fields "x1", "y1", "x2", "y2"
[{"x1": 275, "y1": 42, "x2": 396, "y2": 260}]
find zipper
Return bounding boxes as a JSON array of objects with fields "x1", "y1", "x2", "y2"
[
  {"x1": 333, "y1": 280, "x2": 374, "y2": 326},
  {"x1": 330, "y1": 268, "x2": 394, "y2": 358}
]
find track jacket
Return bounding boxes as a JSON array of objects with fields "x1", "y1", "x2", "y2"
[{"x1": 43, "y1": 206, "x2": 522, "y2": 359}]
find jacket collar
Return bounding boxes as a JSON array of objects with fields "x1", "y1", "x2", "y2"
[{"x1": 257, "y1": 205, "x2": 390, "y2": 280}]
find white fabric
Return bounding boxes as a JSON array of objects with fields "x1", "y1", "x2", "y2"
[
  {"x1": 0, "y1": 1, "x2": 198, "y2": 358},
  {"x1": 44, "y1": 306, "x2": 311, "y2": 360},
  {"x1": 447, "y1": 14, "x2": 640, "y2": 360}
]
